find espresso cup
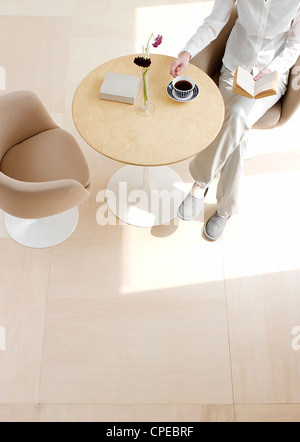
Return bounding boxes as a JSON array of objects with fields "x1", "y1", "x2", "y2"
[{"x1": 172, "y1": 75, "x2": 195, "y2": 99}]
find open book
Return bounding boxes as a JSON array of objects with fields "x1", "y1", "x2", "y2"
[{"x1": 232, "y1": 66, "x2": 278, "y2": 99}]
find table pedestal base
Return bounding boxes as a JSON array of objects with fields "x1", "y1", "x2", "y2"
[{"x1": 106, "y1": 165, "x2": 187, "y2": 227}]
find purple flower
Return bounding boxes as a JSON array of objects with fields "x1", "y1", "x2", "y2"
[
  {"x1": 134, "y1": 57, "x2": 152, "y2": 68},
  {"x1": 152, "y1": 34, "x2": 163, "y2": 48}
]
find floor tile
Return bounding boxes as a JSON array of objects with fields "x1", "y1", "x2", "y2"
[
  {"x1": 37, "y1": 404, "x2": 234, "y2": 422},
  {"x1": 47, "y1": 234, "x2": 224, "y2": 299},
  {"x1": 0, "y1": 404, "x2": 37, "y2": 422},
  {"x1": 235, "y1": 404, "x2": 300, "y2": 422},
  {"x1": 223, "y1": 170, "x2": 300, "y2": 404},
  {"x1": 39, "y1": 292, "x2": 232, "y2": 404},
  {"x1": 0, "y1": 16, "x2": 72, "y2": 112},
  {"x1": 111, "y1": 404, "x2": 235, "y2": 422},
  {"x1": 226, "y1": 268, "x2": 300, "y2": 403},
  {"x1": 0, "y1": 239, "x2": 51, "y2": 403},
  {"x1": 37, "y1": 404, "x2": 112, "y2": 422}
]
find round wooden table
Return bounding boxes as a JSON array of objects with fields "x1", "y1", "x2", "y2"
[{"x1": 72, "y1": 54, "x2": 224, "y2": 227}]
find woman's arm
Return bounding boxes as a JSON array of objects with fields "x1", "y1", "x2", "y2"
[
  {"x1": 182, "y1": 0, "x2": 236, "y2": 59},
  {"x1": 170, "y1": 0, "x2": 235, "y2": 77},
  {"x1": 170, "y1": 51, "x2": 191, "y2": 77},
  {"x1": 266, "y1": 6, "x2": 300, "y2": 75}
]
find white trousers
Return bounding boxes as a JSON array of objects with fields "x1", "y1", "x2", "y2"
[{"x1": 189, "y1": 65, "x2": 288, "y2": 217}]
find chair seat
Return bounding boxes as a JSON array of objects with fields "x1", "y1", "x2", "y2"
[
  {"x1": 252, "y1": 101, "x2": 281, "y2": 129},
  {"x1": 0, "y1": 128, "x2": 90, "y2": 187}
]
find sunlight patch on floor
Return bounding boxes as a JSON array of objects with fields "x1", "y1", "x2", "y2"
[
  {"x1": 120, "y1": 166, "x2": 300, "y2": 294},
  {"x1": 119, "y1": 235, "x2": 223, "y2": 295},
  {"x1": 224, "y1": 168, "x2": 300, "y2": 278}
]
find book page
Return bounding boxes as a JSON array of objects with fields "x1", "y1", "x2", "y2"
[
  {"x1": 236, "y1": 67, "x2": 255, "y2": 96},
  {"x1": 254, "y1": 71, "x2": 278, "y2": 96}
]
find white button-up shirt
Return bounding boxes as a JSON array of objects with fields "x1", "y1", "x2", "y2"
[{"x1": 182, "y1": 0, "x2": 300, "y2": 77}]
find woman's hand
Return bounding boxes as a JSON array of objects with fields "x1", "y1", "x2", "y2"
[
  {"x1": 170, "y1": 51, "x2": 191, "y2": 78},
  {"x1": 254, "y1": 68, "x2": 271, "y2": 81}
]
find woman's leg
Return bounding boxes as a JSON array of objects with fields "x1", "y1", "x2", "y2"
[{"x1": 189, "y1": 66, "x2": 287, "y2": 216}]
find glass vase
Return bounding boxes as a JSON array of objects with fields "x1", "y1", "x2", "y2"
[{"x1": 135, "y1": 46, "x2": 155, "y2": 117}]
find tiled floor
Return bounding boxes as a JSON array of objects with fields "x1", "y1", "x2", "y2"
[{"x1": 0, "y1": 0, "x2": 299, "y2": 422}]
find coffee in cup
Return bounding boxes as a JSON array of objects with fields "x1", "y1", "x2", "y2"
[{"x1": 172, "y1": 75, "x2": 195, "y2": 99}]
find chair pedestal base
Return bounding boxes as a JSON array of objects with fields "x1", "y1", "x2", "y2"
[{"x1": 4, "y1": 207, "x2": 79, "y2": 248}]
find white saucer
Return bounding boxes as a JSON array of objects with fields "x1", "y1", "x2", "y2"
[{"x1": 167, "y1": 82, "x2": 199, "y2": 102}]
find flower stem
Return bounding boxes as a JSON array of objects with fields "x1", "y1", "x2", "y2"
[
  {"x1": 142, "y1": 68, "x2": 149, "y2": 107},
  {"x1": 146, "y1": 33, "x2": 154, "y2": 51}
]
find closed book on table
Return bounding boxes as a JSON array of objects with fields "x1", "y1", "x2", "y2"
[{"x1": 99, "y1": 72, "x2": 141, "y2": 105}]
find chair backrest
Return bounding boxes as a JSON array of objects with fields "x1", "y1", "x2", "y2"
[
  {"x1": 279, "y1": 55, "x2": 300, "y2": 127},
  {"x1": 0, "y1": 91, "x2": 57, "y2": 160}
]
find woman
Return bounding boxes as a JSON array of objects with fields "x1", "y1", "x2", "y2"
[{"x1": 170, "y1": 0, "x2": 300, "y2": 240}]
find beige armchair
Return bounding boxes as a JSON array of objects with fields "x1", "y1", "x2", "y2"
[
  {"x1": 190, "y1": 5, "x2": 300, "y2": 129},
  {"x1": 0, "y1": 90, "x2": 91, "y2": 248}
]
